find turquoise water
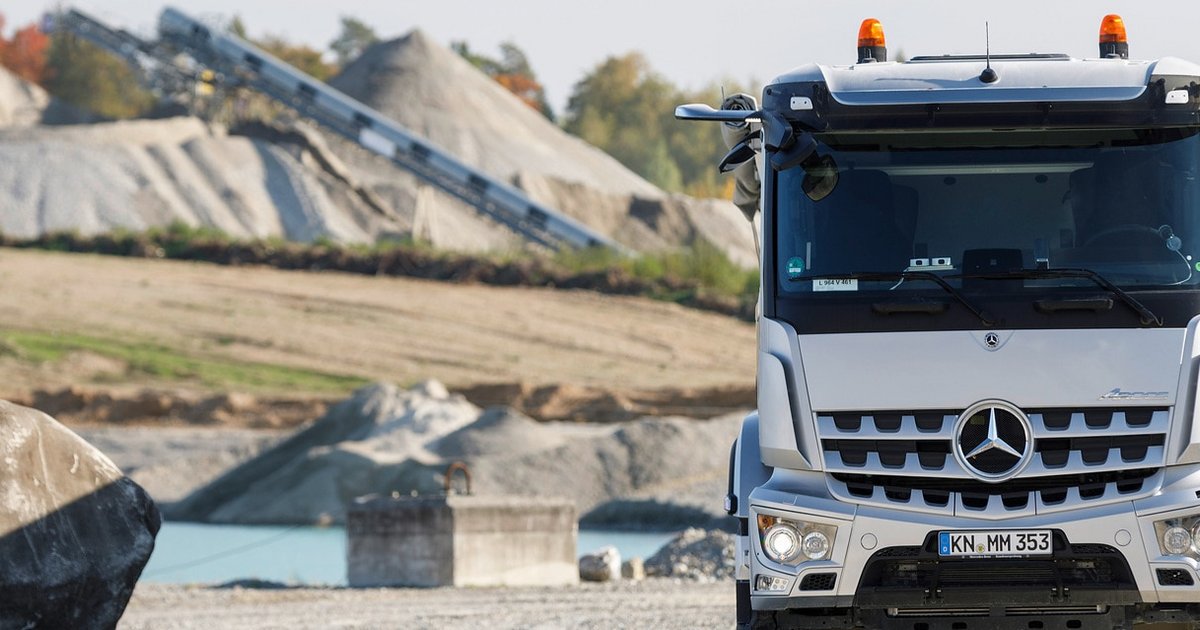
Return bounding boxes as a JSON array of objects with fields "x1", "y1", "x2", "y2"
[{"x1": 140, "y1": 522, "x2": 676, "y2": 586}]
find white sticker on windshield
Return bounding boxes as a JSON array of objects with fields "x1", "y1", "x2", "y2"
[{"x1": 813, "y1": 279, "x2": 859, "y2": 292}]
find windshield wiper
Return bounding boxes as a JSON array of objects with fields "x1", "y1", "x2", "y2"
[
  {"x1": 795, "y1": 271, "x2": 995, "y2": 326},
  {"x1": 961, "y1": 268, "x2": 1162, "y2": 326}
]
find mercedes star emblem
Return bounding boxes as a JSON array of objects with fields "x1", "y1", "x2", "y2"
[
  {"x1": 952, "y1": 401, "x2": 1033, "y2": 483},
  {"x1": 964, "y1": 408, "x2": 1022, "y2": 460},
  {"x1": 984, "y1": 332, "x2": 1000, "y2": 349}
]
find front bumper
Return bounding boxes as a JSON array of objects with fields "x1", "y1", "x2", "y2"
[{"x1": 746, "y1": 464, "x2": 1200, "y2": 620}]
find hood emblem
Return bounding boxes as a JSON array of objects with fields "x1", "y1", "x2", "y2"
[
  {"x1": 952, "y1": 401, "x2": 1033, "y2": 483},
  {"x1": 983, "y1": 332, "x2": 1000, "y2": 349}
]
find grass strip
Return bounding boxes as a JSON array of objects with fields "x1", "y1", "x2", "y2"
[
  {"x1": 2, "y1": 330, "x2": 368, "y2": 394},
  {"x1": 0, "y1": 223, "x2": 757, "y2": 321}
]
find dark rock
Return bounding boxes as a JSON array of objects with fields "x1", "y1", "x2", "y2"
[
  {"x1": 0, "y1": 401, "x2": 160, "y2": 629},
  {"x1": 579, "y1": 545, "x2": 621, "y2": 582},
  {"x1": 215, "y1": 578, "x2": 292, "y2": 590}
]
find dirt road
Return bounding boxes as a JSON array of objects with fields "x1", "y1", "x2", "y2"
[
  {"x1": 119, "y1": 580, "x2": 734, "y2": 629},
  {"x1": 0, "y1": 249, "x2": 754, "y2": 397}
]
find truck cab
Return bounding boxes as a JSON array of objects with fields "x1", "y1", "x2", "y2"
[{"x1": 681, "y1": 15, "x2": 1200, "y2": 630}]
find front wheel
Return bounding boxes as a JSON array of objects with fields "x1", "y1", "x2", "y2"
[{"x1": 736, "y1": 579, "x2": 754, "y2": 629}]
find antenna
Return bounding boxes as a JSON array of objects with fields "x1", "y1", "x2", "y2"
[{"x1": 980, "y1": 21, "x2": 999, "y2": 83}]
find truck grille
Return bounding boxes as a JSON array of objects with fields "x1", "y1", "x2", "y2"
[{"x1": 817, "y1": 407, "x2": 1168, "y2": 516}]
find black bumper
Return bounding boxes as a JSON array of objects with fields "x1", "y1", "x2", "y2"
[{"x1": 755, "y1": 531, "x2": 1200, "y2": 629}]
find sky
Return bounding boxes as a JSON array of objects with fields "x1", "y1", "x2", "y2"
[{"x1": 6, "y1": 1, "x2": 1200, "y2": 114}]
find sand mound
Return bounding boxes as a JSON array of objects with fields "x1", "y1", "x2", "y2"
[
  {"x1": 434, "y1": 406, "x2": 565, "y2": 458},
  {"x1": 168, "y1": 382, "x2": 480, "y2": 523},
  {"x1": 329, "y1": 31, "x2": 659, "y2": 199},
  {"x1": 0, "y1": 117, "x2": 395, "y2": 242},
  {"x1": 169, "y1": 381, "x2": 745, "y2": 526},
  {"x1": 468, "y1": 415, "x2": 740, "y2": 519},
  {"x1": 326, "y1": 31, "x2": 755, "y2": 262}
]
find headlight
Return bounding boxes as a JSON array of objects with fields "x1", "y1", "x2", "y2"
[
  {"x1": 1164, "y1": 526, "x2": 1192, "y2": 556},
  {"x1": 1154, "y1": 515, "x2": 1200, "y2": 558},
  {"x1": 763, "y1": 523, "x2": 801, "y2": 563},
  {"x1": 757, "y1": 514, "x2": 837, "y2": 566},
  {"x1": 803, "y1": 531, "x2": 831, "y2": 560}
]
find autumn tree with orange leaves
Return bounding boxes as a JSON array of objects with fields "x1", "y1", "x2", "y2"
[{"x1": 0, "y1": 14, "x2": 51, "y2": 84}]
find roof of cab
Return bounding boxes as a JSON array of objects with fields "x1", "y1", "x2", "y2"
[{"x1": 770, "y1": 56, "x2": 1200, "y2": 106}]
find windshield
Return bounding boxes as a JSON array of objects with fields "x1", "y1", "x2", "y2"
[{"x1": 776, "y1": 128, "x2": 1200, "y2": 295}]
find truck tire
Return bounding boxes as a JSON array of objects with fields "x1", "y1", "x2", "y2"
[
  {"x1": 746, "y1": 610, "x2": 780, "y2": 630},
  {"x1": 736, "y1": 579, "x2": 753, "y2": 629}
]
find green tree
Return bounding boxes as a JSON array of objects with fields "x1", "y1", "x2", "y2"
[
  {"x1": 670, "y1": 83, "x2": 748, "y2": 198},
  {"x1": 564, "y1": 53, "x2": 750, "y2": 197},
  {"x1": 223, "y1": 17, "x2": 334, "y2": 80},
  {"x1": 228, "y1": 15, "x2": 248, "y2": 39},
  {"x1": 329, "y1": 16, "x2": 378, "y2": 66},
  {"x1": 256, "y1": 36, "x2": 336, "y2": 81},
  {"x1": 44, "y1": 34, "x2": 155, "y2": 119},
  {"x1": 563, "y1": 53, "x2": 685, "y2": 191}
]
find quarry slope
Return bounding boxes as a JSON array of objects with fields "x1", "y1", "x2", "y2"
[
  {"x1": 0, "y1": 54, "x2": 754, "y2": 264},
  {"x1": 0, "y1": 248, "x2": 755, "y2": 397},
  {"x1": 326, "y1": 29, "x2": 756, "y2": 264},
  {"x1": 0, "y1": 117, "x2": 393, "y2": 243}
]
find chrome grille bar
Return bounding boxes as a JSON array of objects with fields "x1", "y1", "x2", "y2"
[{"x1": 818, "y1": 406, "x2": 1169, "y2": 516}]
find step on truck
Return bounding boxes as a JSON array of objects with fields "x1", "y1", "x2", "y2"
[{"x1": 679, "y1": 14, "x2": 1200, "y2": 630}]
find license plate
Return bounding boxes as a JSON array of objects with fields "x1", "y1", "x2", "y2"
[{"x1": 938, "y1": 530, "x2": 1052, "y2": 557}]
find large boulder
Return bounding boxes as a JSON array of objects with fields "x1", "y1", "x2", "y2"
[{"x1": 0, "y1": 400, "x2": 160, "y2": 629}]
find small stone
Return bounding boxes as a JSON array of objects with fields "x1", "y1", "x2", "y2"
[
  {"x1": 621, "y1": 557, "x2": 645, "y2": 581},
  {"x1": 579, "y1": 545, "x2": 621, "y2": 582}
]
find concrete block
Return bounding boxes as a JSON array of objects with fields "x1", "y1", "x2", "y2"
[
  {"x1": 621, "y1": 557, "x2": 645, "y2": 581},
  {"x1": 347, "y1": 494, "x2": 577, "y2": 587}
]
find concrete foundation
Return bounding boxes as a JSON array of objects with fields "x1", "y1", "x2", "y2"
[{"x1": 346, "y1": 494, "x2": 577, "y2": 587}]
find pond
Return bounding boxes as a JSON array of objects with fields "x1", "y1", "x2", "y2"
[{"x1": 140, "y1": 522, "x2": 678, "y2": 586}]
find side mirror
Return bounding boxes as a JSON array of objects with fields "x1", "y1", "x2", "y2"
[
  {"x1": 801, "y1": 155, "x2": 840, "y2": 201},
  {"x1": 718, "y1": 136, "x2": 756, "y2": 173}
]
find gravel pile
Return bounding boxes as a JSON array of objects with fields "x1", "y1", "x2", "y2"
[
  {"x1": 645, "y1": 528, "x2": 737, "y2": 581},
  {"x1": 168, "y1": 381, "x2": 481, "y2": 524},
  {"x1": 329, "y1": 30, "x2": 659, "y2": 200},
  {"x1": 0, "y1": 117, "x2": 392, "y2": 243},
  {"x1": 168, "y1": 381, "x2": 744, "y2": 527},
  {"x1": 326, "y1": 30, "x2": 755, "y2": 264},
  {"x1": 0, "y1": 40, "x2": 753, "y2": 263}
]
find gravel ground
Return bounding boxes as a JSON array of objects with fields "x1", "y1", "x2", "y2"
[{"x1": 119, "y1": 580, "x2": 734, "y2": 629}]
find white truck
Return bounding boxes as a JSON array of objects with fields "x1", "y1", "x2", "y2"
[{"x1": 679, "y1": 15, "x2": 1200, "y2": 630}]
